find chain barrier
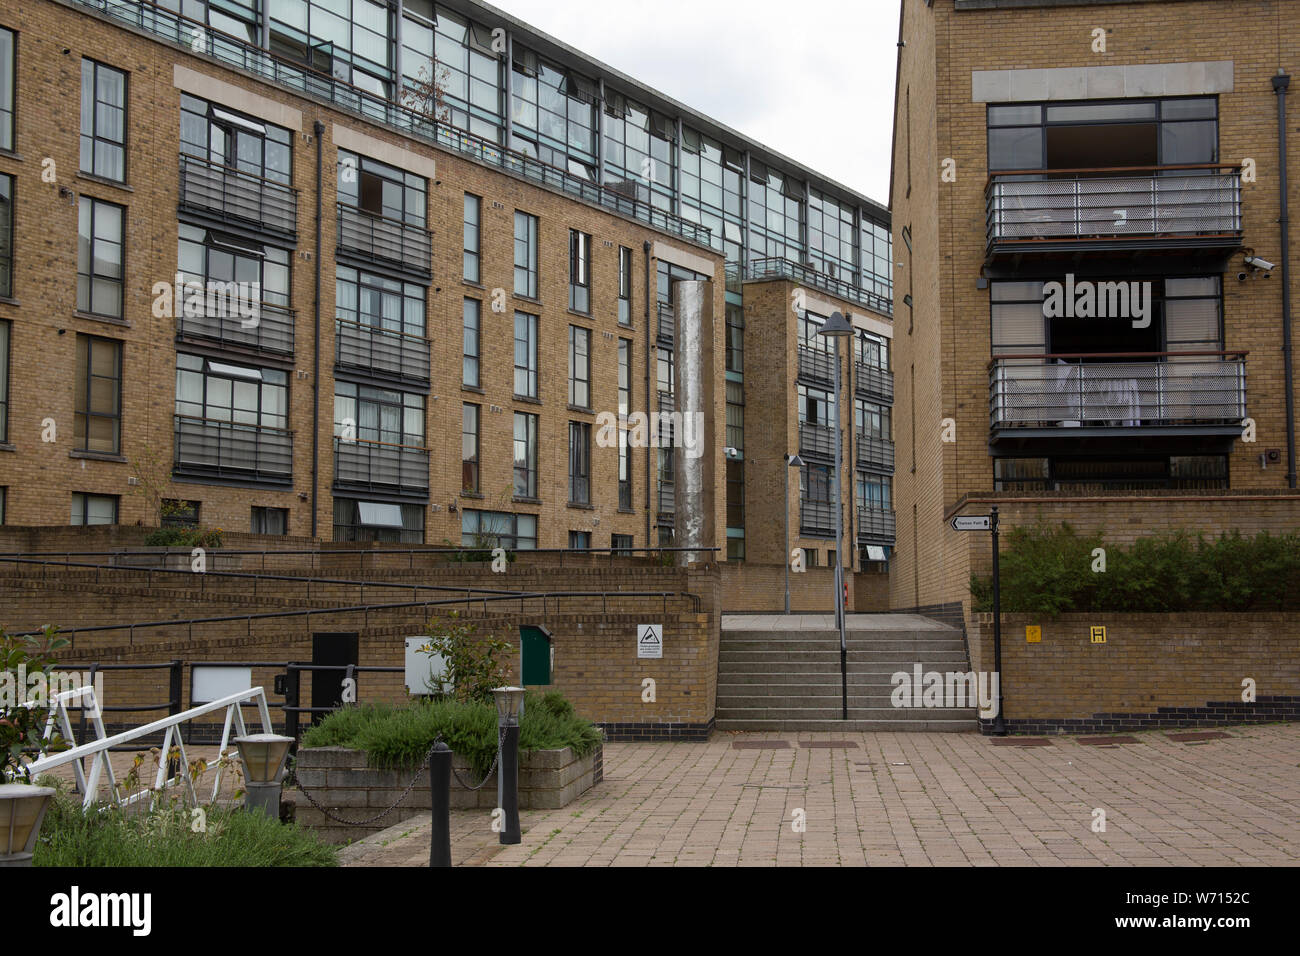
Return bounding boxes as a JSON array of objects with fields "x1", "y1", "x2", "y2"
[{"x1": 291, "y1": 730, "x2": 505, "y2": 826}]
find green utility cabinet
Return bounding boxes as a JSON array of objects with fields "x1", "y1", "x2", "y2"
[{"x1": 520, "y1": 624, "x2": 554, "y2": 685}]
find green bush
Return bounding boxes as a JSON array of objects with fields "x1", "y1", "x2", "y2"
[
  {"x1": 301, "y1": 691, "x2": 603, "y2": 777},
  {"x1": 143, "y1": 526, "x2": 223, "y2": 548},
  {"x1": 33, "y1": 791, "x2": 337, "y2": 867},
  {"x1": 971, "y1": 523, "x2": 1300, "y2": 614}
]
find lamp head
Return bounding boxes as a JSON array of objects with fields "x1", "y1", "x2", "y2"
[
  {"x1": 233, "y1": 734, "x2": 294, "y2": 785},
  {"x1": 817, "y1": 311, "x2": 854, "y2": 337}
]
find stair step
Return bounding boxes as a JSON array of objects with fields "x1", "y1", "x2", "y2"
[{"x1": 715, "y1": 718, "x2": 978, "y2": 732}]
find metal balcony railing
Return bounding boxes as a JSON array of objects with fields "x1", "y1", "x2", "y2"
[
  {"x1": 797, "y1": 345, "x2": 836, "y2": 385},
  {"x1": 856, "y1": 434, "x2": 895, "y2": 473},
  {"x1": 657, "y1": 478, "x2": 675, "y2": 518},
  {"x1": 334, "y1": 437, "x2": 429, "y2": 493},
  {"x1": 176, "y1": 301, "x2": 295, "y2": 357},
  {"x1": 799, "y1": 498, "x2": 839, "y2": 537},
  {"x1": 335, "y1": 318, "x2": 431, "y2": 383},
  {"x1": 857, "y1": 507, "x2": 896, "y2": 543},
  {"x1": 798, "y1": 421, "x2": 840, "y2": 460},
  {"x1": 337, "y1": 204, "x2": 433, "y2": 277},
  {"x1": 173, "y1": 415, "x2": 292, "y2": 483},
  {"x1": 178, "y1": 154, "x2": 297, "y2": 238},
  {"x1": 657, "y1": 390, "x2": 674, "y2": 415},
  {"x1": 72, "y1": 0, "x2": 710, "y2": 247},
  {"x1": 855, "y1": 362, "x2": 894, "y2": 402},
  {"x1": 744, "y1": 257, "x2": 893, "y2": 316},
  {"x1": 657, "y1": 302, "x2": 675, "y2": 344},
  {"x1": 985, "y1": 165, "x2": 1242, "y2": 251},
  {"x1": 988, "y1": 353, "x2": 1248, "y2": 431}
]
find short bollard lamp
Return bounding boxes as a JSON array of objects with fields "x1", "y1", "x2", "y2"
[
  {"x1": 234, "y1": 734, "x2": 294, "y2": 818},
  {"x1": 0, "y1": 783, "x2": 56, "y2": 867},
  {"x1": 492, "y1": 686, "x2": 524, "y2": 845}
]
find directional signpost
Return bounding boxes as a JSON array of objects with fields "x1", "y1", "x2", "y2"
[{"x1": 950, "y1": 506, "x2": 1007, "y2": 734}]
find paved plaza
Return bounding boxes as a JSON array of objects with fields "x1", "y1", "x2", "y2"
[{"x1": 339, "y1": 723, "x2": 1300, "y2": 867}]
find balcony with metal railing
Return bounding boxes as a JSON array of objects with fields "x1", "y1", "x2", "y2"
[
  {"x1": 988, "y1": 352, "x2": 1248, "y2": 445},
  {"x1": 743, "y1": 257, "x2": 893, "y2": 316},
  {"x1": 74, "y1": 0, "x2": 711, "y2": 249},
  {"x1": 337, "y1": 204, "x2": 433, "y2": 278},
  {"x1": 857, "y1": 507, "x2": 896, "y2": 544},
  {"x1": 798, "y1": 421, "x2": 840, "y2": 460},
  {"x1": 335, "y1": 319, "x2": 431, "y2": 384},
  {"x1": 985, "y1": 164, "x2": 1243, "y2": 263},
  {"x1": 176, "y1": 300, "x2": 295, "y2": 358},
  {"x1": 855, "y1": 362, "x2": 894, "y2": 402},
  {"x1": 797, "y1": 345, "x2": 836, "y2": 385},
  {"x1": 173, "y1": 415, "x2": 292, "y2": 484},
  {"x1": 657, "y1": 478, "x2": 675, "y2": 524},
  {"x1": 799, "y1": 498, "x2": 839, "y2": 537},
  {"x1": 856, "y1": 435, "x2": 895, "y2": 473},
  {"x1": 334, "y1": 437, "x2": 430, "y2": 494},
  {"x1": 178, "y1": 153, "x2": 298, "y2": 239},
  {"x1": 657, "y1": 302, "x2": 675, "y2": 345}
]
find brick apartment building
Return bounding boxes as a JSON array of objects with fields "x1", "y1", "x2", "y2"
[
  {"x1": 0, "y1": 0, "x2": 894, "y2": 573},
  {"x1": 891, "y1": 0, "x2": 1300, "y2": 623}
]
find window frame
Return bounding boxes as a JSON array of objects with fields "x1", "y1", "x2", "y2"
[
  {"x1": 0, "y1": 27, "x2": 13, "y2": 152},
  {"x1": 80, "y1": 59, "x2": 127, "y2": 182},
  {"x1": 568, "y1": 229, "x2": 591, "y2": 314},
  {"x1": 74, "y1": 333, "x2": 123, "y2": 455},
  {"x1": 513, "y1": 411, "x2": 539, "y2": 499},
  {"x1": 463, "y1": 192, "x2": 481, "y2": 282},
  {"x1": 568, "y1": 324, "x2": 591, "y2": 409},
  {"x1": 513, "y1": 311, "x2": 539, "y2": 399},
  {"x1": 513, "y1": 210, "x2": 539, "y2": 299},
  {"x1": 251, "y1": 505, "x2": 289, "y2": 535},
  {"x1": 617, "y1": 246, "x2": 632, "y2": 326},
  {"x1": 462, "y1": 297, "x2": 481, "y2": 387},
  {"x1": 568, "y1": 420, "x2": 591, "y2": 505},
  {"x1": 0, "y1": 173, "x2": 10, "y2": 300},
  {"x1": 77, "y1": 196, "x2": 125, "y2": 318},
  {"x1": 71, "y1": 492, "x2": 118, "y2": 526},
  {"x1": 462, "y1": 402, "x2": 480, "y2": 494}
]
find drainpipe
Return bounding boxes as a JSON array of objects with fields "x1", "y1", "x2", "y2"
[
  {"x1": 644, "y1": 241, "x2": 653, "y2": 547},
  {"x1": 1273, "y1": 72, "x2": 1296, "y2": 489},
  {"x1": 312, "y1": 120, "x2": 325, "y2": 537}
]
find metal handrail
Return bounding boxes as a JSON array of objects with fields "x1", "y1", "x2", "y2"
[
  {"x1": 4, "y1": 588, "x2": 704, "y2": 644},
  {"x1": 21, "y1": 686, "x2": 274, "y2": 809},
  {"x1": 744, "y1": 256, "x2": 894, "y2": 316}
]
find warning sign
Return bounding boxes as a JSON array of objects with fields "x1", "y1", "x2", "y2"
[
  {"x1": 637, "y1": 623, "x2": 663, "y2": 659},
  {"x1": 1090, "y1": 625, "x2": 1107, "y2": 644}
]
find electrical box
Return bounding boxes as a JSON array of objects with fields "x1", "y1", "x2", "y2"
[{"x1": 520, "y1": 625, "x2": 553, "y2": 686}]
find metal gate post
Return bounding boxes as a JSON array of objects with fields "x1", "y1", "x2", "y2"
[{"x1": 429, "y1": 742, "x2": 452, "y2": 867}]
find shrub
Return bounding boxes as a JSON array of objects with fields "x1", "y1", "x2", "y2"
[
  {"x1": 301, "y1": 691, "x2": 603, "y2": 778},
  {"x1": 1, "y1": 625, "x2": 70, "y2": 781},
  {"x1": 418, "y1": 610, "x2": 513, "y2": 704},
  {"x1": 33, "y1": 790, "x2": 337, "y2": 867},
  {"x1": 971, "y1": 524, "x2": 1300, "y2": 614},
  {"x1": 143, "y1": 526, "x2": 223, "y2": 548}
]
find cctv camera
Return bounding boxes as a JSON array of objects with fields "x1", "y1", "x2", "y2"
[
  {"x1": 1245, "y1": 255, "x2": 1275, "y2": 271},
  {"x1": 1238, "y1": 272, "x2": 1249, "y2": 282},
  {"x1": 724, "y1": 446, "x2": 740, "y2": 459}
]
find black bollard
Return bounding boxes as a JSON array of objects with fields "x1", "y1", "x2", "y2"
[
  {"x1": 429, "y1": 742, "x2": 451, "y2": 867},
  {"x1": 500, "y1": 724, "x2": 521, "y2": 845}
]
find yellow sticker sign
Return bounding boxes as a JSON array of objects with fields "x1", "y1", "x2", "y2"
[
  {"x1": 1026, "y1": 625, "x2": 1041, "y2": 643},
  {"x1": 1090, "y1": 625, "x2": 1107, "y2": 644}
]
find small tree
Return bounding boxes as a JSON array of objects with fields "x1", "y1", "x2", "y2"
[
  {"x1": 419, "y1": 610, "x2": 513, "y2": 704},
  {"x1": 399, "y1": 60, "x2": 449, "y2": 128},
  {"x1": 128, "y1": 442, "x2": 188, "y2": 527},
  {"x1": 1, "y1": 626, "x2": 70, "y2": 782}
]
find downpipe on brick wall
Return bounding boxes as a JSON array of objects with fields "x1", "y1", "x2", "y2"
[
  {"x1": 644, "y1": 241, "x2": 653, "y2": 547},
  {"x1": 312, "y1": 120, "x2": 325, "y2": 535},
  {"x1": 1273, "y1": 72, "x2": 1296, "y2": 490}
]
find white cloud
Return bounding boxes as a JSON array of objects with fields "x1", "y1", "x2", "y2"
[{"x1": 490, "y1": 0, "x2": 897, "y2": 204}]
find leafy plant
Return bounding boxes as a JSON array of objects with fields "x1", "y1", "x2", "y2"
[
  {"x1": 301, "y1": 691, "x2": 602, "y2": 778},
  {"x1": 971, "y1": 523, "x2": 1300, "y2": 615},
  {"x1": 142, "y1": 526, "x2": 224, "y2": 548},
  {"x1": 418, "y1": 610, "x2": 514, "y2": 704},
  {"x1": 33, "y1": 789, "x2": 337, "y2": 867},
  {"x1": 1, "y1": 626, "x2": 70, "y2": 781}
]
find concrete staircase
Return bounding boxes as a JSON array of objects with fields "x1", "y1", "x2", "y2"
[{"x1": 715, "y1": 614, "x2": 979, "y2": 732}]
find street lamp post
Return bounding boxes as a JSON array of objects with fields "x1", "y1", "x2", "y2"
[
  {"x1": 493, "y1": 686, "x2": 525, "y2": 845},
  {"x1": 785, "y1": 453, "x2": 805, "y2": 614},
  {"x1": 819, "y1": 311, "x2": 855, "y2": 721}
]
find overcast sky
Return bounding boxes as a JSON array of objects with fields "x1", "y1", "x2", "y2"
[{"x1": 492, "y1": 0, "x2": 899, "y2": 205}]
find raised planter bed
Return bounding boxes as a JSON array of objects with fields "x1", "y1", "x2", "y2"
[
  {"x1": 109, "y1": 548, "x2": 244, "y2": 571},
  {"x1": 289, "y1": 743, "x2": 603, "y2": 844}
]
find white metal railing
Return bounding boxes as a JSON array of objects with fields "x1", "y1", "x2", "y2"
[{"x1": 20, "y1": 686, "x2": 273, "y2": 810}]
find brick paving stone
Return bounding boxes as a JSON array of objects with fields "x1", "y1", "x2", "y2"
[{"x1": 340, "y1": 724, "x2": 1300, "y2": 867}]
